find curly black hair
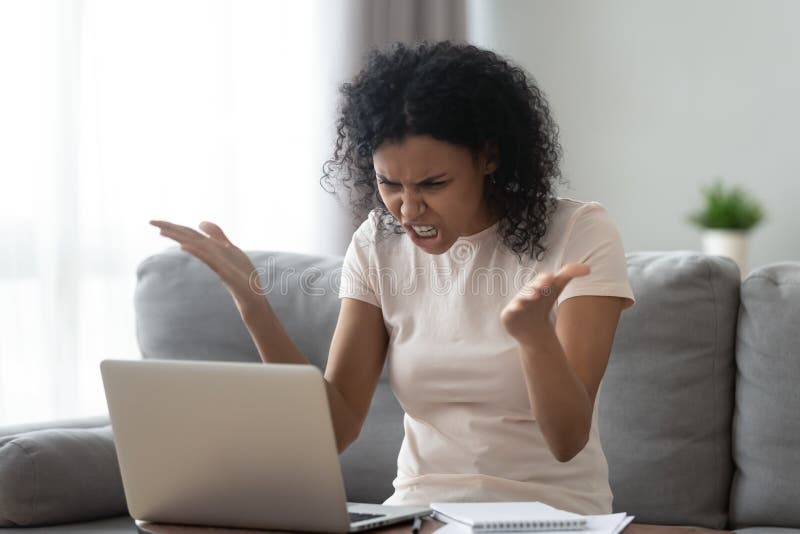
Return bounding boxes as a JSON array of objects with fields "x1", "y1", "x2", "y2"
[{"x1": 320, "y1": 40, "x2": 567, "y2": 261}]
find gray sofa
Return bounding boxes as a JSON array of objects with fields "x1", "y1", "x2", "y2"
[{"x1": 1, "y1": 248, "x2": 798, "y2": 534}]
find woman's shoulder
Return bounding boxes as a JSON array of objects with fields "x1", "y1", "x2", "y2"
[
  {"x1": 536, "y1": 197, "x2": 617, "y2": 251},
  {"x1": 552, "y1": 196, "x2": 606, "y2": 217},
  {"x1": 547, "y1": 197, "x2": 613, "y2": 232}
]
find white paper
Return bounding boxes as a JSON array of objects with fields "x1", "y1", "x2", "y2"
[
  {"x1": 607, "y1": 514, "x2": 634, "y2": 534},
  {"x1": 582, "y1": 513, "x2": 631, "y2": 534}
]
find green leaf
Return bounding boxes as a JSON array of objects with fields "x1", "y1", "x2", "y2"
[{"x1": 687, "y1": 178, "x2": 764, "y2": 230}]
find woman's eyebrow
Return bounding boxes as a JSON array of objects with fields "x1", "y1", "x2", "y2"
[{"x1": 376, "y1": 172, "x2": 448, "y2": 184}]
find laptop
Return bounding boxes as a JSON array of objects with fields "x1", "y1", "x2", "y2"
[{"x1": 100, "y1": 358, "x2": 431, "y2": 532}]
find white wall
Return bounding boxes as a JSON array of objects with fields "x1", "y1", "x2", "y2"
[{"x1": 467, "y1": 0, "x2": 800, "y2": 270}]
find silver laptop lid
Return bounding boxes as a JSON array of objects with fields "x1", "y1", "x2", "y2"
[{"x1": 100, "y1": 359, "x2": 352, "y2": 533}]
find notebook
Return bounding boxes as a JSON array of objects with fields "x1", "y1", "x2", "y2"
[{"x1": 430, "y1": 502, "x2": 587, "y2": 533}]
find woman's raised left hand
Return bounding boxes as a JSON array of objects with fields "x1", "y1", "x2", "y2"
[{"x1": 500, "y1": 263, "x2": 591, "y2": 346}]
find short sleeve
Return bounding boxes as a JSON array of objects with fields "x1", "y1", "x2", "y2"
[
  {"x1": 556, "y1": 202, "x2": 635, "y2": 311},
  {"x1": 338, "y1": 215, "x2": 381, "y2": 308}
]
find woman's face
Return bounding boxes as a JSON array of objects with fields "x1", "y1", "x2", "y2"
[{"x1": 372, "y1": 134, "x2": 498, "y2": 255}]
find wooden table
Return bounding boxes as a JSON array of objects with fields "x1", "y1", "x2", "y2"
[{"x1": 136, "y1": 517, "x2": 730, "y2": 534}]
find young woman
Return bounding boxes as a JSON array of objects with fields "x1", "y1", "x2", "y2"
[{"x1": 150, "y1": 41, "x2": 635, "y2": 515}]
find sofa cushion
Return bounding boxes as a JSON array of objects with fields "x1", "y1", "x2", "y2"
[
  {"x1": 0, "y1": 425, "x2": 127, "y2": 527},
  {"x1": 597, "y1": 251, "x2": 739, "y2": 529},
  {"x1": 730, "y1": 262, "x2": 800, "y2": 529}
]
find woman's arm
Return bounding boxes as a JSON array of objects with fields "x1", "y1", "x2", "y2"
[
  {"x1": 501, "y1": 263, "x2": 625, "y2": 462},
  {"x1": 516, "y1": 295, "x2": 624, "y2": 462}
]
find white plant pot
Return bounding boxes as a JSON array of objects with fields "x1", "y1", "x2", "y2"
[{"x1": 701, "y1": 229, "x2": 749, "y2": 279}]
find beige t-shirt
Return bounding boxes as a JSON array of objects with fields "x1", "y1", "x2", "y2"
[{"x1": 338, "y1": 197, "x2": 635, "y2": 514}]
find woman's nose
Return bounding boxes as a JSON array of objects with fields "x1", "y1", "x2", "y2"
[{"x1": 400, "y1": 195, "x2": 426, "y2": 220}]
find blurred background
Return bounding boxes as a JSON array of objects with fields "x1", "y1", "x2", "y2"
[{"x1": 1, "y1": 0, "x2": 798, "y2": 425}]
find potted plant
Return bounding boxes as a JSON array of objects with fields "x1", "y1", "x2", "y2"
[{"x1": 687, "y1": 178, "x2": 764, "y2": 278}]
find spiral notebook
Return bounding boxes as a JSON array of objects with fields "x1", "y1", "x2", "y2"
[{"x1": 430, "y1": 502, "x2": 588, "y2": 533}]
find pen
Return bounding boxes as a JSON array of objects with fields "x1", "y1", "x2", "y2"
[{"x1": 411, "y1": 515, "x2": 422, "y2": 534}]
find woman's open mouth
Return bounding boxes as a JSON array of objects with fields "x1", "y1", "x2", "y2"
[
  {"x1": 410, "y1": 224, "x2": 437, "y2": 238},
  {"x1": 405, "y1": 223, "x2": 444, "y2": 250}
]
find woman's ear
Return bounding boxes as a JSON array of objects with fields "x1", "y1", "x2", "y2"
[{"x1": 482, "y1": 140, "x2": 499, "y2": 174}]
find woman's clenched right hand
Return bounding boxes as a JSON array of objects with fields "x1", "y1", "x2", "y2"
[{"x1": 149, "y1": 219, "x2": 266, "y2": 319}]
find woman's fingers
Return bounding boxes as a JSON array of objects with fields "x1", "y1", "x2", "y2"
[
  {"x1": 151, "y1": 219, "x2": 233, "y2": 247},
  {"x1": 550, "y1": 263, "x2": 591, "y2": 295},
  {"x1": 150, "y1": 220, "x2": 202, "y2": 237},
  {"x1": 151, "y1": 220, "x2": 212, "y2": 248},
  {"x1": 198, "y1": 221, "x2": 232, "y2": 245},
  {"x1": 150, "y1": 220, "x2": 193, "y2": 241},
  {"x1": 150, "y1": 219, "x2": 255, "y2": 296},
  {"x1": 521, "y1": 272, "x2": 555, "y2": 299},
  {"x1": 519, "y1": 263, "x2": 590, "y2": 301},
  {"x1": 151, "y1": 220, "x2": 242, "y2": 265},
  {"x1": 153, "y1": 225, "x2": 198, "y2": 248},
  {"x1": 558, "y1": 262, "x2": 591, "y2": 279}
]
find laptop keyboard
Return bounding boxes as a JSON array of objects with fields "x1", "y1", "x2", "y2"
[{"x1": 349, "y1": 512, "x2": 386, "y2": 523}]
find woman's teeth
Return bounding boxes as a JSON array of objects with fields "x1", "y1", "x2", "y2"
[{"x1": 412, "y1": 225, "x2": 438, "y2": 238}]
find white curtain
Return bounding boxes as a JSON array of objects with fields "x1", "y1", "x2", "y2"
[
  {"x1": 0, "y1": 0, "x2": 466, "y2": 426},
  {"x1": 0, "y1": 0, "x2": 328, "y2": 425}
]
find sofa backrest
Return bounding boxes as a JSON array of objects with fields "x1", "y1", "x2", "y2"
[
  {"x1": 597, "y1": 251, "x2": 740, "y2": 529},
  {"x1": 729, "y1": 262, "x2": 800, "y2": 530},
  {"x1": 135, "y1": 247, "x2": 798, "y2": 527}
]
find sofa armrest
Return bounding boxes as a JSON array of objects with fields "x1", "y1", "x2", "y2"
[
  {"x1": 0, "y1": 417, "x2": 126, "y2": 527},
  {"x1": 0, "y1": 415, "x2": 110, "y2": 440}
]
